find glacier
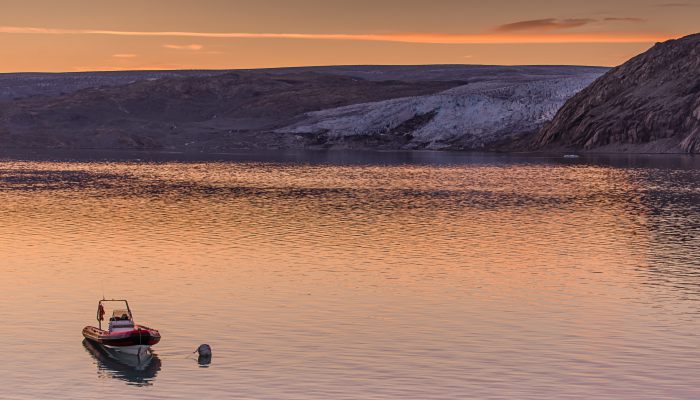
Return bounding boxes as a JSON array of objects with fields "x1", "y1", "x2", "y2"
[{"x1": 277, "y1": 74, "x2": 603, "y2": 150}]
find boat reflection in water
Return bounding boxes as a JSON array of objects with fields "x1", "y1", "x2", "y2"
[{"x1": 82, "y1": 339, "x2": 161, "y2": 386}]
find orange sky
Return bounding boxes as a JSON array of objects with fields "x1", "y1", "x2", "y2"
[{"x1": 0, "y1": 0, "x2": 697, "y2": 72}]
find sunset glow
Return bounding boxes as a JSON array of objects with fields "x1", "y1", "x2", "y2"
[
  {"x1": 0, "y1": 0, "x2": 697, "y2": 71},
  {"x1": 2, "y1": 1, "x2": 700, "y2": 397},
  {"x1": 0, "y1": 25, "x2": 676, "y2": 44}
]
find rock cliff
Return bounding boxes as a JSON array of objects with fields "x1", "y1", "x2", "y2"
[{"x1": 535, "y1": 33, "x2": 700, "y2": 153}]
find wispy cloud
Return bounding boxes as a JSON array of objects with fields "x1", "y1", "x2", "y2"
[
  {"x1": 495, "y1": 18, "x2": 595, "y2": 32},
  {"x1": 111, "y1": 53, "x2": 137, "y2": 58},
  {"x1": 163, "y1": 44, "x2": 203, "y2": 50},
  {"x1": 604, "y1": 17, "x2": 646, "y2": 22},
  {"x1": 0, "y1": 25, "x2": 676, "y2": 44},
  {"x1": 655, "y1": 2, "x2": 696, "y2": 6}
]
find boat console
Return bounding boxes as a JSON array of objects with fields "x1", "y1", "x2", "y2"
[{"x1": 109, "y1": 309, "x2": 135, "y2": 332}]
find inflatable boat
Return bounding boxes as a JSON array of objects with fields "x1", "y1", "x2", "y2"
[{"x1": 82, "y1": 299, "x2": 161, "y2": 356}]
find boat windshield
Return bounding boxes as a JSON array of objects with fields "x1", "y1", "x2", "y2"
[{"x1": 111, "y1": 309, "x2": 131, "y2": 321}]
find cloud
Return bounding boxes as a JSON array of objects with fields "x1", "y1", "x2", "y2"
[
  {"x1": 163, "y1": 44, "x2": 203, "y2": 50},
  {"x1": 111, "y1": 53, "x2": 137, "y2": 58},
  {"x1": 655, "y1": 2, "x2": 696, "y2": 6},
  {"x1": 604, "y1": 17, "x2": 646, "y2": 22},
  {"x1": 496, "y1": 17, "x2": 646, "y2": 33},
  {"x1": 495, "y1": 18, "x2": 595, "y2": 32},
  {"x1": 0, "y1": 25, "x2": 676, "y2": 44}
]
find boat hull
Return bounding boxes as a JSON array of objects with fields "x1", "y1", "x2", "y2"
[
  {"x1": 82, "y1": 325, "x2": 161, "y2": 350},
  {"x1": 104, "y1": 344, "x2": 152, "y2": 355}
]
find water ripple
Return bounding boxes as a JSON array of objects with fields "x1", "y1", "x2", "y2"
[{"x1": 0, "y1": 157, "x2": 698, "y2": 399}]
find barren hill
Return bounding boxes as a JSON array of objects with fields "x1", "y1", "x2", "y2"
[
  {"x1": 0, "y1": 65, "x2": 606, "y2": 152},
  {"x1": 535, "y1": 33, "x2": 700, "y2": 153}
]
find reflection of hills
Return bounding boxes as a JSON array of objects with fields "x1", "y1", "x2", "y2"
[
  {"x1": 629, "y1": 168, "x2": 700, "y2": 298},
  {"x1": 82, "y1": 339, "x2": 161, "y2": 386}
]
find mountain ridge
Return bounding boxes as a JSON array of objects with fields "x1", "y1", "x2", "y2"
[{"x1": 0, "y1": 65, "x2": 605, "y2": 152}]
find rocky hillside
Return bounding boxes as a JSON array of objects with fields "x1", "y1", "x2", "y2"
[
  {"x1": 0, "y1": 70, "x2": 239, "y2": 102},
  {"x1": 0, "y1": 71, "x2": 463, "y2": 150},
  {"x1": 535, "y1": 33, "x2": 700, "y2": 153},
  {"x1": 0, "y1": 65, "x2": 606, "y2": 152},
  {"x1": 0, "y1": 65, "x2": 607, "y2": 101}
]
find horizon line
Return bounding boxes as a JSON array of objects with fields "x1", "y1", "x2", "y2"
[{"x1": 0, "y1": 63, "x2": 615, "y2": 75}]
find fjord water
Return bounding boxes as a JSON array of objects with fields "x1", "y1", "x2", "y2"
[{"x1": 1, "y1": 151, "x2": 699, "y2": 399}]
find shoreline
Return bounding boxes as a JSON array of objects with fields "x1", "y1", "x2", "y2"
[{"x1": 1, "y1": 147, "x2": 697, "y2": 169}]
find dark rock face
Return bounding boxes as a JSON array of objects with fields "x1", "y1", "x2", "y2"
[{"x1": 535, "y1": 33, "x2": 700, "y2": 153}]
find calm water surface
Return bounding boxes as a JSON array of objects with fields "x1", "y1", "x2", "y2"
[{"x1": 1, "y1": 151, "x2": 699, "y2": 399}]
